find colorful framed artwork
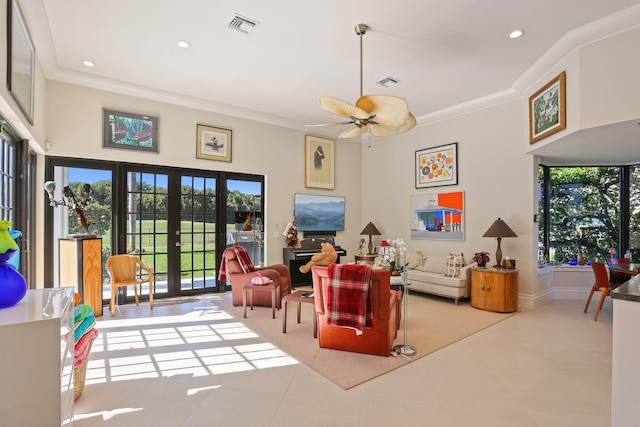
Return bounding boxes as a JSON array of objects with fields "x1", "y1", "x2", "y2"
[
  {"x1": 103, "y1": 109, "x2": 159, "y2": 152},
  {"x1": 410, "y1": 191, "x2": 464, "y2": 240},
  {"x1": 196, "y1": 124, "x2": 232, "y2": 162},
  {"x1": 7, "y1": 0, "x2": 35, "y2": 124},
  {"x1": 304, "y1": 134, "x2": 335, "y2": 190},
  {"x1": 415, "y1": 143, "x2": 458, "y2": 189},
  {"x1": 529, "y1": 71, "x2": 566, "y2": 144}
]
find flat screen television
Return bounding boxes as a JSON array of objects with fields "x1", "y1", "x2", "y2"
[{"x1": 294, "y1": 193, "x2": 345, "y2": 231}]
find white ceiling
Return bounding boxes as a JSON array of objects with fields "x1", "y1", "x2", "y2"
[{"x1": 19, "y1": 0, "x2": 640, "y2": 164}]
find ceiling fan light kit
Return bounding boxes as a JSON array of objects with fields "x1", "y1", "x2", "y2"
[{"x1": 308, "y1": 23, "x2": 416, "y2": 139}]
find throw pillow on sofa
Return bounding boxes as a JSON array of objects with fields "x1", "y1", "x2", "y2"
[
  {"x1": 422, "y1": 255, "x2": 448, "y2": 273},
  {"x1": 406, "y1": 251, "x2": 424, "y2": 269},
  {"x1": 443, "y1": 252, "x2": 465, "y2": 278}
]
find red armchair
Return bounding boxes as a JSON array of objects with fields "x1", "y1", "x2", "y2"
[
  {"x1": 220, "y1": 246, "x2": 291, "y2": 307},
  {"x1": 311, "y1": 266, "x2": 398, "y2": 357}
]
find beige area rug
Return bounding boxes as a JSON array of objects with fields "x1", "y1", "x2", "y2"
[{"x1": 215, "y1": 290, "x2": 517, "y2": 390}]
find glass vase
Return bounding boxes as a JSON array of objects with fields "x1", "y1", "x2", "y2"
[{"x1": 0, "y1": 221, "x2": 27, "y2": 308}]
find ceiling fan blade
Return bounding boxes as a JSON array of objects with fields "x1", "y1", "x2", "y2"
[
  {"x1": 339, "y1": 125, "x2": 370, "y2": 139},
  {"x1": 319, "y1": 96, "x2": 370, "y2": 120},
  {"x1": 370, "y1": 113, "x2": 417, "y2": 137},
  {"x1": 305, "y1": 121, "x2": 354, "y2": 127},
  {"x1": 356, "y1": 95, "x2": 409, "y2": 127}
]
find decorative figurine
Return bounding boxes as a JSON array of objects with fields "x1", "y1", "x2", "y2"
[
  {"x1": 44, "y1": 181, "x2": 97, "y2": 236},
  {"x1": 283, "y1": 220, "x2": 299, "y2": 248}
]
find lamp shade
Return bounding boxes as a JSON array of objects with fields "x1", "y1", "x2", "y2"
[
  {"x1": 482, "y1": 218, "x2": 517, "y2": 267},
  {"x1": 482, "y1": 218, "x2": 517, "y2": 238},
  {"x1": 360, "y1": 222, "x2": 381, "y2": 237},
  {"x1": 360, "y1": 222, "x2": 381, "y2": 255}
]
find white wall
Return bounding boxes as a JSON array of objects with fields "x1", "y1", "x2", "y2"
[
  {"x1": 44, "y1": 81, "x2": 364, "y2": 272},
  {"x1": 362, "y1": 99, "x2": 536, "y2": 300}
]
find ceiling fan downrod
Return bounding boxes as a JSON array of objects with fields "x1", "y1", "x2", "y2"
[{"x1": 355, "y1": 24, "x2": 368, "y2": 98}]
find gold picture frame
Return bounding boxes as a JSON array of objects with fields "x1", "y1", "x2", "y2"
[
  {"x1": 304, "y1": 135, "x2": 335, "y2": 189},
  {"x1": 529, "y1": 71, "x2": 566, "y2": 144},
  {"x1": 196, "y1": 124, "x2": 232, "y2": 162}
]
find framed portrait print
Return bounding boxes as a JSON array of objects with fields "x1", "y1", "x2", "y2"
[
  {"x1": 7, "y1": 0, "x2": 35, "y2": 124},
  {"x1": 103, "y1": 109, "x2": 159, "y2": 152},
  {"x1": 196, "y1": 124, "x2": 232, "y2": 162},
  {"x1": 305, "y1": 134, "x2": 335, "y2": 189},
  {"x1": 529, "y1": 71, "x2": 566, "y2": 144},
  {"x1": 415, "y1": 143, "x2": 458, "y2": 189}
]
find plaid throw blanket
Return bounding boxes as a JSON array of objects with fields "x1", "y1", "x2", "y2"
[
  {"x1": 326, "y1": 263, "x2": 372, "y2": 335},
  {"x1": 218, "y1": 246, "x2": 256, "y2": 282}
]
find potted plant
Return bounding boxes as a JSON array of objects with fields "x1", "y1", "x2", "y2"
[{"x1": 473, "y1": 252, "x2": 490, "y2": 268}]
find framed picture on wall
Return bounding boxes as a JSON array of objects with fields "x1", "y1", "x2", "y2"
[
  {"x1": 529, "y1": 71, "x2": 566, "y2": 144},
  {"x1": 103, "y1": 109, "x2": 159, "y2": 152},
  {"x1": 415, "y1": 143, "x2": 458, "y2": 189},
  {"x1": 196, "y1": 124, "x2": 232, "y2": 162},
  {"x1": 7, "y1": 0, "x2": 35, "y2": 125},
  {"x1": 304, "y1": 134, "x2": 335, "y2": 189},
  {"x1": 410, "y1": 191, "x2": 464, "y2": 240}
]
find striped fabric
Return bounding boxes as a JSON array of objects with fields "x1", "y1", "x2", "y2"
[
  {"x1": 326, "y1": 263, "x2": 372, "y2": 335},
  {"x1": 218, "y1": 245, "x2": 256, "y2": 282}
]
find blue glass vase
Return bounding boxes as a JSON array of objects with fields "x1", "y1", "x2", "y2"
[
  {"x1": 0, "y1": 249, "x2": 27, "y2": 308},
  {"x1": 0, "y1": 221, "x2": 27, "y2": 308}
]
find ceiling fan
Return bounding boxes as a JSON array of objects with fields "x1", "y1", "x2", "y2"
[{"x1": 307, "y1": 23, "x2": 416, "y2": 139}]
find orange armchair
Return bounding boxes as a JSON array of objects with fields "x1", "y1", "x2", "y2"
[
  {"x1": 311, "y1": 266, "x2": 398, "y2": 357},
  {"x1": 220, "y1": 247, "x2": 291, "y2": 307}
]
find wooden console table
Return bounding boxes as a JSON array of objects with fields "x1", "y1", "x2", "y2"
[
  {"x1": 59, "y1": 237, "x2": 103, "y2": 316},
  {"x1": 471, "y1": 268, "x2": 519, "y2": 312}
]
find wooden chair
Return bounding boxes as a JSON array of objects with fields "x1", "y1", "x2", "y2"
[
  {"x1": 106, "y1": 254, "x2": 154, "y2": 316},
  {"x1": 606, "y1": 257, "x2": 630, "y2": 284},
  {"x1": 584, "y1": 262, "x2": 621, "y2": 321}
]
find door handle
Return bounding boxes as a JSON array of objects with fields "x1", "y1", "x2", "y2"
[{"x1": 175, "y1": 242, "x2": 182, "y2": 247}]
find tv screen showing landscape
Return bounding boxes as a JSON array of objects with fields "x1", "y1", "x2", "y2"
[{"x1": 294, "y1": 193, "x2": 345, "y2": 231}]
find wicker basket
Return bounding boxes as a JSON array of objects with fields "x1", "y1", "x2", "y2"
[{"x1": 73, "y1": 341, "x2": 93, "y2": 400}]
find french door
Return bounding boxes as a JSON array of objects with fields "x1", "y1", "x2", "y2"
[
  {"x1": 122, "y1": 166, "x2": 221, "y2": 297},
  {"x1": 45, "y1": 157, "x2": 264, "y2": 301}
]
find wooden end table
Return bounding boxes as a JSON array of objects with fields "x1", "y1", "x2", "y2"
[
  {"x1": 243, "y1": 281, "x2": 280, "y2": 319},
  {"x1": 281, "y1": 290, "x2": 317, "y2": 338}
]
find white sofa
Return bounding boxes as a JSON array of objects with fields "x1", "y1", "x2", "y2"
[{"x1": 404, "y1": 252, "x2": 476, "y2": 305}]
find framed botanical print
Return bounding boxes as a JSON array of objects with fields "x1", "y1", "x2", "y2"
[{"x1": 415, "y1": 143, "x2": 458, "y2": 189}]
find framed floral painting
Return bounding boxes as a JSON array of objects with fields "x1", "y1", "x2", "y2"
[
  {"x1": 529, "y1": 71, "x2": 566, "y2": 144},
  {"x1": 415, "y1": 143, "x2": 458, "y2": 189}
]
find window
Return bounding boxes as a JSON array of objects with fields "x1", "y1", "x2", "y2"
[{"x1": 539, "y1": 165, "x2": 637, "y2": 263}]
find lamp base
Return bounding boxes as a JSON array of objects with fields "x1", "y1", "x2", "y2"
[{"x1": 392, "y1": 344, "x2": 416, "y2": 356}]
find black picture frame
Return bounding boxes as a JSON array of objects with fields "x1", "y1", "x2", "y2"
[
  {"x1": 415, "y1": 142, "x2": 458, "y2": 188},
  {"x1": 7, "y1": 0, "x2": 35, "y2": 124},
  {"x1": 103, "y1": 108, "x2": 159, "y2": 152}
]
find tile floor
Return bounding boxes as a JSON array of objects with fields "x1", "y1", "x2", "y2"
[{"x1": 72, "y1": 294, "x2": 613, "y2": 427}]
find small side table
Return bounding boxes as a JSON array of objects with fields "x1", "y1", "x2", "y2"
[
  {"x1": 243, "y1": 281, "x2": 280, "y2": 319},
  {"x1": 281, "y1": 290, "x2": 317, "y2": 338},
  {"x1": 354, "y1": 254, "x2": 377, "y2": 265}
]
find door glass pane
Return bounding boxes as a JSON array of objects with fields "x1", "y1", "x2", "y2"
[
  {"x1": 51, "y1": 167, "x2": 112, "y2": 291},
  {"x1": 226, "y1": 179, "x2": 263, "y2": 267},
  {"x1": 179, "y1": 175, "x2": 217, "y2": 290},
  {"x1": 126, "y1": 171, "x2": 167, "y2": 298}
]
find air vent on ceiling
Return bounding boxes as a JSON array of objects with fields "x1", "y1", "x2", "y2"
[
  {"x1": 377, "y1": 76, "x2": 400, "y2": 87},
  {"x1": 227, "y1": 14, "x2": 258, "y2": 34}
]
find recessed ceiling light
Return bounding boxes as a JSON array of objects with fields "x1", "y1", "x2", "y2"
[
  {"x1": 177, "y1": 40, "x2": 191, "y2": 48},
  {"x1": 82, "y1": 60, "x2": 95, "y2": 67},
  {"x1": 509, "y1": 29, "x2": 525, "y2": 39}
]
